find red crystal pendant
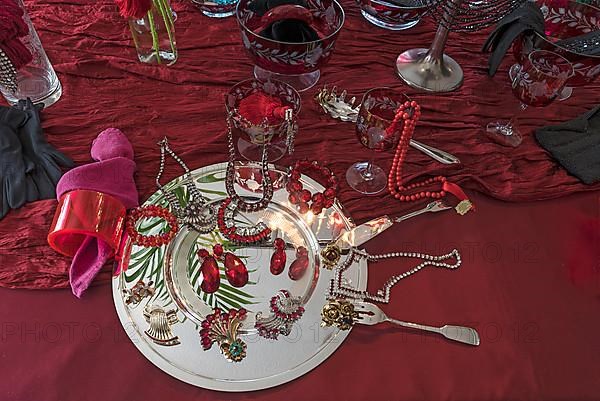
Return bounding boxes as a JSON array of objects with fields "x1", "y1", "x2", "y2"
[
  {"x1": 270, "y1": 250, "x2": 286, "y2": 275},
  {"x1": 289, "y1": 247, "x2": 309, "y2": 281},
  {"x1": 200, "y1": 256, "x2": 220, "y2": 293},
  {"x1": 224, "y1": 252, "x2": 248, "y2": 288}
]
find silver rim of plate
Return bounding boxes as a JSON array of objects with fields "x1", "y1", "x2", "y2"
[{"x1": 112, "y1": 162, "x2": 368, "y2": 392}]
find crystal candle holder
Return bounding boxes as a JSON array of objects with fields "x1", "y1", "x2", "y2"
[
  {"x1": 236, "y1": 0, "x2": 345, "y2": 91},
  {"x1": 226, "y1": 79, "x2": 301, "y2": 162}
]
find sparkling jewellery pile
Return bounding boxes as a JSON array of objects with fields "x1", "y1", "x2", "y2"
[
  {"x1": 320, "y1": 237, "x2": 463, "y2": 330},
  {"x1": 156, "y1": 138, "x2": 217, "y2": 234}
]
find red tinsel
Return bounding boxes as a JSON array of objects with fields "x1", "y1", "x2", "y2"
[
  {"x1": 114, "y1": 0, "x2": 153, "y2": 19},
  {"x1": 0, "y1": 0, "x2": 33, "y2": 70},
  {"x1": 238, "y1": 91, "x2": 290, "y2": 125}
]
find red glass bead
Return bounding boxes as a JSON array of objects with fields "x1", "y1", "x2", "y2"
[
  {"x1": 297, "y1": 202, "x2": 309, "y2": 214},
  {"x1": 224, "y1": 252, "x2": 248, "y2": 288},
  {"x1": 274, "y1": 238, "x2": 286, "y2": 250},
  {"x1": 200, "y1": 256, "x2": 220, "y2": 293},
  {"x1": 288, "y1": 192, "x2": 301, "y2": 205},
  {"x1": 324, "y1": 188, "x2": 336, "y2": 200},
  {"x1": 288, "y1": 253, "x2": 308, "y2": 281},
  {"x1": 286, "y1": 180, "x2": 303, "y2": 193},
  {"x1": 311, "y1": 204, "x2": 323, "y2": 215},
  {"x1": 312, "y1": 193, "x2": 325, "y2": 204},
  {"x1": 296, "y1": 246, "x2": 308, "y2": 258},
  {"x1": 300, "y1": 189, "x2": 312, "y2": 202},
  {"x1": 270, "y1": 249, "x2": 286, "y2": 275},
  {"x1": 212, "y1": 244, "x2": 224, "y2": 258}
]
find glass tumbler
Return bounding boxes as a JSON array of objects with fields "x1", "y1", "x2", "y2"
[
  {"x1": 192, "y1": 0, "x2": 239, "y2": 18},
  {"x1": 0, "y1": 0, "x2": 62, "y2": 107}
]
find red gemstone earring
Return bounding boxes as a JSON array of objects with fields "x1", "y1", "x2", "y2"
[
  {"x1": 270, "y1": 238, "x2": 286, "y2": 275},
  {"x1": 197, "y1": 248, "x2": 220, "y2": 294},
  {"x1": 289, "y1": 246, "x2": 309, "y2": 281},
  {"x1": 213, "y1": 244, "x2": 248, "y2": 288}
]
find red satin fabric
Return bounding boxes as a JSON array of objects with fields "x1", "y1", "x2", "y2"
[
  {"x1": 0, "y1": 1, "x2": 599, "y2": 399},
  {"x1": 0, "y1": 0, "x2": 598, "y2": 290}
]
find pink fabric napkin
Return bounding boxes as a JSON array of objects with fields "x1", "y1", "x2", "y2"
[{"x1": 56, "y1": 128, "x2": 138, "y2": 297}]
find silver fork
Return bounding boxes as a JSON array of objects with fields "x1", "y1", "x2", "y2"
[{"x1": 353, "y1": 301, "x2": 480, "y2": 346}]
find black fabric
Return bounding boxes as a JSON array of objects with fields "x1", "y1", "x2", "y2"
[
  {"x1": 535, "y1": 105, "x2": 600, "y2": 185},
  {"x1": 0, "y1": 99, "x2": 73, "y2": 219},
  {"x1": 15, "y1": 99, "x2": 74, "y2": 200},
  {"x1": 248, "y1": 0, "x2": 308, "y2": 16},
  {"x1": 482, "y1": 2, "x2": 545, "y2": 76},
  {"x1": 0, "y1": 107, "x2": 28, "y2": 218},
  {"x1": 259, "y1": 18, "x2": 320, "y2": 42}
]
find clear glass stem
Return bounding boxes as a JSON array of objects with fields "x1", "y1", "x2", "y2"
[
  {"x1": 361, "y1": 159, "x2": 375, "y2": 181},
  {"x1": 505, "y1": 103, "x2": 528, "y2": 131}
]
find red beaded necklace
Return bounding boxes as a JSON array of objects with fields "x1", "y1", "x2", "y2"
[{"x1": 386, "y1": 100, "x2": 473, "y2": 214}]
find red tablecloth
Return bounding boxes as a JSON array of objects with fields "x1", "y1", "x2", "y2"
[{"x1": 1, "y1": 0, "x2": 599, "y2": 400}]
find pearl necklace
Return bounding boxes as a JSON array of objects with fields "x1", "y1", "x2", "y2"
[{"x1": 328, "y1": 247, "x2": 462, "y2": 304}]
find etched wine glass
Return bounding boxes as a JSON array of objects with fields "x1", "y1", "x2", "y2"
[
  {"x1": 346, "y1": 88, "x2": 412, "y2": 195},
  {"x1": 486, "y1": 50, "x2": 574, "y2": 147}
]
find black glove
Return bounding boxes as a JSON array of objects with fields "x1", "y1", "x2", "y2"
[
  {"x1": 536, "y1": 105, "x2": 600, "y2": 185},
  {"x1": 0, "y1": 106, "x2": 28, "y2": 218},
  {"x1": 482, "y1": 2, "x2": 545, "y2": 76},
  {"x1": 16, "y1": 98, "x2": 73, "y2": 199},
  {"x1": 260, "y1": 19, "x2": 320, "y2": 42}
]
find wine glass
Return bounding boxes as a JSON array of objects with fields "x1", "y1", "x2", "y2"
[
  {"x1": 225, "y1": 78, "x2": 301, "y2": 162},
  {"x1": 358, "y1": 0, "x2": 429, "y2": 31},
  {"x1": 346, "y1": 88, "x2": 412, "y2": 195},
  {"x1": 486, "y1": 50, "x2": 574, "y2": 147},
  {"x1": 236, "y1": 0, "x2": 345, "y2": 91},
  {"x1": 511, "y1": 0, "x2": 600, "y2": 101}
]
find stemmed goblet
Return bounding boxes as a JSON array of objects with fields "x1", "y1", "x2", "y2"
[
  {"x1": 346, "y1": 88, "x2": 412, "y2": 195},
  {"x1": 486, "y1": 50, "x2": 574, "y2": 147},
  {"x1": 236, "y1": 0, "x2": 345, "y2": 91}
]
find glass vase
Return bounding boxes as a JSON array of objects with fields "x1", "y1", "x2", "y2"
[
  {"x1": 0, "y1": 0, "x2": 62, "y2": 107},
  {"x1": 129, "y1": 0, "x2": 177, "y2": 65}
]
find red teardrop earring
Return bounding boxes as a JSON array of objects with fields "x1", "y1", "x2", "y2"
[
  {"x1": 198, "y1": 248, "x2": 220, "y2": 293},
  {"x1": 213, "y1": 244, "x2": 249, "y2": 288},
  {"x1": 270, "y1": 238, "x2": 286, "y2": 275},
  {"x1": 289, "y1": 246, "x2": 309, "y2": 281}
]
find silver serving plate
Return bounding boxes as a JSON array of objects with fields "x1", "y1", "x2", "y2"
[{"x1": 112, "y1": 162, "x2": 367, "y2": 392}]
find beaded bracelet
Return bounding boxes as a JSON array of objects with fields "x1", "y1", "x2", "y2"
[
  {"x1": 126, "y1": 205, "x2": 179, "y2": 247},
  {"x1": 286, "y1": 160, "x2": 338, "y2": 215}
]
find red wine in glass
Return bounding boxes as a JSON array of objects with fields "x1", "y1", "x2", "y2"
[
  {"x1": 347, "y1": 88, "x2": 411, "y2": 195},
  {"x1": 486, "y1": 50, "x2": 574, "y2": 147}
]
